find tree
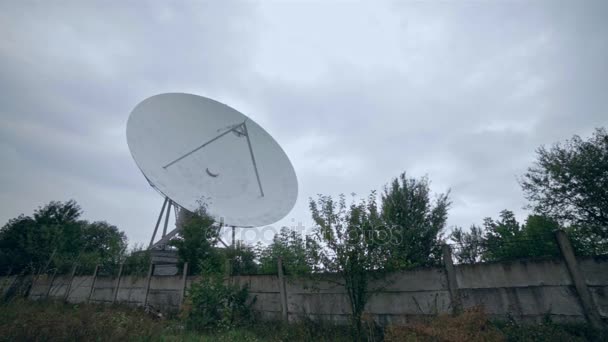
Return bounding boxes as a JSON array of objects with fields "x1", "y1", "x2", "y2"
[
  {"x1": 450, "y1": 225, "x2": 484, "y2": 264},
  {"x1": 483, "y1": 210, "x2": 527, "y2": 261},
  {"x1": 450, "y1": 211, "x2": 561, "y2": 263},
  {"x1": 80, "y1": 221, "x2": 127, "y2": 268},
  {"x1": 169, "y1": 208, "x2": 222, "y2": 275},
  {"x1": 0, "y1": 200, "x2": 127, "y2": 274},
  {"x1": 256, "y1": 227, "x2": 320, "y2": 275},
  {"x1": 225, "y1": 242, "x2": 258, "y2": 275},
  {"x1": 521, "y1": 128, "x2": 608, "y2": 239},
  {"x1": 521, "y1": 215, "x2": 560, "y2": 258},
  {"x1": 310, "y1": 193, "x2": 383, "y2": 341},
  {"x1": 172, "y1": 209, "x2": 255, "y2": 330},
  {"x1": 381, "y1": 173, "x2": 450, "y2": 269},
  {"x1": 0, "y1": 215, "x2": 38, "y2": 273}
]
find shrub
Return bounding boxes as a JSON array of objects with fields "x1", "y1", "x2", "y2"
[{"x1": 182, "y1": 276, "x2": 255, "y2": 331}]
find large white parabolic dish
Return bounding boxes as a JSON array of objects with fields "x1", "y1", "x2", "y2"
[{"x1": 127, "y1": 93, "x2": 298, "y2": 227}]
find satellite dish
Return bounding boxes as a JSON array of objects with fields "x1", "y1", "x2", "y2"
[{"x1": 126, "y1": 93, "x2": 298, "y2": 230}]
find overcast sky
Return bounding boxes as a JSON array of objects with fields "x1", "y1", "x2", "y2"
[{"x1": 1, "y1": 1, "x2": 607, "y2": 247}]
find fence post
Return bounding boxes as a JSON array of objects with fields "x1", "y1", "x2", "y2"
[
  {"x1": 87, "y1": 265, "x2": 100, "y2": 303},
  {"x1": 1, "y1": 268, "x2": 13, "y2": 298},
  {"x1": 442, "y1": 244, "x2": 462, "y2": 314},
  {"x1": 179, "y1": 262, "x2": 189, "y2": 310},
  {"x1": 64, "y1": 263, "x2": 78, "y2": 302},
  {"x1": 224, "y1": 258, "x2": 232, "y2": 284},
  {"x1": 143, "y1": 262, "x2": 155, "y2": 307},
  {"x1": 3, "y1": 274, "x2": 18, "y2": 300},
  {"x1": 112, "y1": 263, "x2": 124, "y2": 304},
  {"x1": 45, "y1": 269, "x2": 58, "y2": 299},
  {"x1": 277, "y1": 257, "x2": 289, "y2": 322},
  {"x1": 555, "y1": 230, "x2": 603, "y2": 329}
]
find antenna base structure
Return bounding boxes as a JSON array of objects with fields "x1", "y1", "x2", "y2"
[
  {"x1": 148, "y1": 198, "x2": 237, "y2": 252},
  {"x1": 149, "y1": 197, "x2": 180, "y2": 250}
]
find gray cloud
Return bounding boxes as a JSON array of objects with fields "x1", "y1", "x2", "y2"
[{"x1": 1, "y1": 1, "x2": 607, "y2": 246}]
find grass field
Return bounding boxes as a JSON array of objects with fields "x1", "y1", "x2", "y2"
[{"x1": 0, "y1": 299, "x2": 606, "y2": 341}]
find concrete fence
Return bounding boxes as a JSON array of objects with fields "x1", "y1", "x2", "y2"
[{"x1": 1, "y1": 231, "x2": 607, "y2": 327}]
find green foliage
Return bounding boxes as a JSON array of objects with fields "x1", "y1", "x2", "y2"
[
  {"x1": 169, "y1": 208, "x2": 222, "y2": 275},
  {"x1": 483, "y1": 210, "x2": 536, "y2": 262},
  {"x1": 521, "y1": 215, "x2": 561, "y2": 258},
  {"x1": 380, "y1": 172, "x2": 450, "y2": 269},
  {"x1": 308, "y1": 172, "x2": 450, "y2": 340},
  {"x1": 568, "y1": 225, "x2": 608, "y2": 256},
  {"x1": 493, "y1": 317, "x2": 608, "y2": 342},
  {"x1": 224, "y1": 243, "x2": 259, "y2": 275},
  {"x1": 521, "y1": 127, "x2": 608, "y2": 240},
  {"x1": 256, "y1": 227, "x2": 320, "y2": 275},
  {"x1": 309, "y1": 192, "x2": 384, "y2": 341},
  {"x1": 183, "y1": 276, "x2": 255, "y2": 331},
  {"x1": 121, "y1": 244, "x2": 151, "y2": 276},
  {"x1": 450, "y1": 225, "x2": 484, "y2": 264},
  {"x1": 0, "y1": 299, "x2": 166, "y2": 341},
  {"x1": 0, "y1": 300, "x2": 357, "y2": 341},
  {"x1": 169, "y1": 207, "x2": 256, "y2": 331},
  {"x1": 2, "y1": 300, "x2": 606, "y2": 342},
  {"x1": 450, "y1": 211, "x2": 578, "y2": 263},
  {"x1": 0, "y1": 200, "x2": 127, "y2": 274},
  {"x1": 450, "y1": 211, "x2": 561, "y2": 263}
]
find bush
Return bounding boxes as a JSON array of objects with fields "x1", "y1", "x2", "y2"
[{"x1": 182, "y1": 276, "x2": 255, "y2": 331}]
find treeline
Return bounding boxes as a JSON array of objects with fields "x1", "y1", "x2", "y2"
[
  {"x1": 171, "y1": 171, "x2": 451, "y2": 277},
  {"x1": 450, "y1": 128, "x2": 608, "y2": 263},
  {"x1": 1, "y1": 128, "x2": 606, "y2": 276},
  {"x1": 250, "y1": 128, "x2": 608, "y2": 275},
  {"x1": 0, "y1": 200, "x2": 145, "y2": 275}
]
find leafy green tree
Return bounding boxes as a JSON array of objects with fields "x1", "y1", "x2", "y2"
[
  {"x1": 381, "y1": 172, "x2": 450, "y2": 269},
  {"x1": 483, "y1": 210, "x2": 528, "y2": 261},
  {"x1": 256, "y1": 227, "x2": 320, "y2": 275},
  {"x1": 0, "y1": 200, "x2": 127, "y2": 274},
  {"x1": 521, "y1": 128, "x2": 608, "y2": 239},
  {"x1": 309, "y1": 193, "x2": 383, "y2": 341},
  {"x1": 521, "y1": 215, "x2": 560, "y2": 258},
  {"x1": 172, "y1": 210, "x2": 255, "y2": 330},
  {"x1": 0, "y1": 215, "x2": 38, "y2": 273},
  {"x1": 568, "y1": 225, "x2": 608, "y2": 256},
  {"x1": 224, "y1": 242, "x2": 258, "y2": 275},
  {"x1": 122, "y1": 244, "x2": 151, "y2": 276},
  {"x1": 169, "y1": 208, "x2": 222, "y2": 275},
  {"x1": 451, "y1": 211, "x2": 561, "y2": 263},
  {"x1": 450, "y1": 225, "x2": 484, "y2": 264}
]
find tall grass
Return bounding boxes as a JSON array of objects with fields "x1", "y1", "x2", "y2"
[{"x1": 1, "y1": 300, "x2": 605, "y2": 341}]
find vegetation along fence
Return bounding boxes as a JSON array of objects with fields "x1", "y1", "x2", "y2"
[{"x1": 1, "y1": 230, "x2": 607, "y2": 327}]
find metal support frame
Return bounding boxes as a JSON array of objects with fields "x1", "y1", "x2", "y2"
[
  {"x1": 161, "y1": 120, "x2": 264, "y2": 197},
  {"x1": 162, "y1": 200, "x2": 173, "y2": 237},
  {"x1": 242, "y1": 122, "x2": 264, "y2": 197},
  {"x1": 149, "y1": 198, "x2": 168, "y2": 248},
  {"x1": 148, "y1": 198, "x2": 245, "y2": 251},
  {"x1": 149, "y1": 197, "x2": 174, "y2": 250}
]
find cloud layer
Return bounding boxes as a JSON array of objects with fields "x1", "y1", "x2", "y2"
[{"x1": 1, "y1": 1, "x2": 607, "y2": 245}]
